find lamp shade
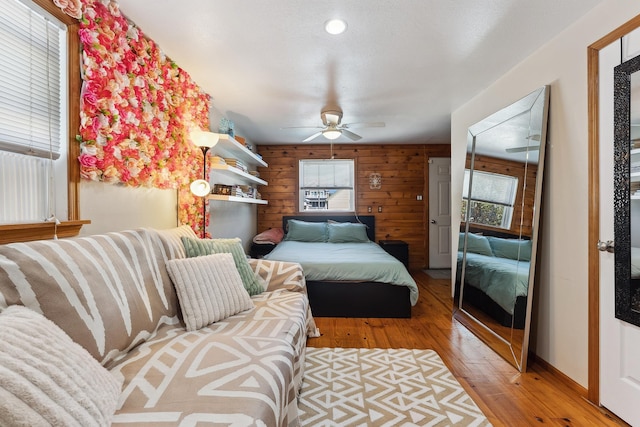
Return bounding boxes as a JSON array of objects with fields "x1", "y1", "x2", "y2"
[
  {"x1": 191, "y1": 130, "x2": 219, "y2": 148},
  {"x1": 190, "y1": 179, "x2": 211, "y2": 197},
  {"x1": 322, "y1": 129, "x2": 341, "y2": 140}
]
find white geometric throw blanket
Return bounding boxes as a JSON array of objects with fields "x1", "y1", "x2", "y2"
[{"x1": 299, "y1": 347, "x2": 492, "y2": 426}]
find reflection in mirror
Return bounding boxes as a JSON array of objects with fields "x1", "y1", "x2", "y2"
[
  {"x1": 613, "y1": 55, "x2": 640, "y2": 327},
  {"x1": 454, "y1": 86, "x2": 550, "y2": 371}
]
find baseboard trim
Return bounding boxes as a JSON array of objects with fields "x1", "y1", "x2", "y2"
[
  {"x1": 528, "y1": 353, "x2": 588, "y2": 398},
  {"x1": 528, "y1": 354, "x2": 630, "y2": 426}
]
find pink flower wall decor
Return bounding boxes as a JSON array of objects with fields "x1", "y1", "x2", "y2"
[{"x1": 67, "y1": 0, "x2": 211, "y2": 236}]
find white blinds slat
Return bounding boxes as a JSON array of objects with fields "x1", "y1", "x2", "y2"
[
  {"x1": 301, "y1": 160, "x2": 354, "y2": 188},
  {"x1": 0, "y1": 0, "x2": 64, "y2": 159},
  {"x1": 0, "y1": 152, "x2": 48, "y2": 223}
]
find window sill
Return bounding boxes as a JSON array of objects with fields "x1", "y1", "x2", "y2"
[{"x1": 0, "y1": 220, "x2": 91, "y2": 244}]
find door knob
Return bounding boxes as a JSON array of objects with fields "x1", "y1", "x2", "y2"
[
  {"x1": 430, "y1": 219, "x2": 437, "y2": 224},
  {"x1": 597, "y1": 240, "x2": 615, "y2": 253}
]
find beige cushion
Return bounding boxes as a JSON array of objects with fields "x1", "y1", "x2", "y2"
[
  {"x1": 0, "y1": 305, "x2": 122, "y2": 426},
  {"x1": 153, "y1": 225, "x2": 198, "y2": 260},
  {"x1": 166, "y1": 253, "x2": 255, "y2": 331}
]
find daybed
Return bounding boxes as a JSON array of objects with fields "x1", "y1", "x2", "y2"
[
  {"x1": 262, "y1": 215, "x2": 417, "y2": 318},
  {"x1": 0, "y1": 225, "x2": 317, "y2": 426},
  {"x1": 456, "y1": 232, "x2": 531, "y2": 329}
]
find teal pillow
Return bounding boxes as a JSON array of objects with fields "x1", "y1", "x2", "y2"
[
  {"x1": 488, "y1": 236, "x2": 532, "y2": 261},
  {"x1": 284, "y1": 219, "x2": 327, "y2": 242},
  {"x1": 459, "y1": 232, "x2": 494, "y2": 256},
  {"x1": 181, "y1": 237, "x2": 265, "y2": 296},
  {"x1": 327, "y1": 222, "x2": 369, "y2": 243}
]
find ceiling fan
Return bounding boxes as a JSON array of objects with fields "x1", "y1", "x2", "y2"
[
  {"x1": 505, "y1": 134, "x2": 541, "y2": 153},
  {"x1": 284, "y1": 109, "x2": 385, "y2": 142}
]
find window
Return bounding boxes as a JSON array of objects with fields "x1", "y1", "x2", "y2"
[
  {"x1": 299, "y1": 159, "x2": 355, "y2": 212},
  {"x1": 0, "y1": 0, "x2": 68, "y2": 223},
  {"x1": 461, "y1": 169, "x2": 518, "y2": 229}
]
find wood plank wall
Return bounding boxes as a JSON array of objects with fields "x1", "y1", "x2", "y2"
[
  {"x1": 464, "y1": 154, "x2": 538, "y2": 237},
  {"x1": 256, "y1": 143, "x2": 450, "y2": 269}
]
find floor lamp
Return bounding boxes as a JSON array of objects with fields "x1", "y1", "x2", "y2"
[{"x1": 190, "y1": 130, "x2": 219, "y2": 237}]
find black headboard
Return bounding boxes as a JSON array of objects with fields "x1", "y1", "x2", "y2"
[{"x1": 282, "y1": 215, "x2": 376, "y2": 241}]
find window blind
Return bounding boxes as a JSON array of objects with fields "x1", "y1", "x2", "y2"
[
  {"x1": 0, "y1": 0, "x2": 64, "y2": 159},
  {"x1": 463, "y1": 169, "x2": 518, "y2": 207},
  {"x1": 300, "y1": 159, "x2": 354, "y2": 189}
]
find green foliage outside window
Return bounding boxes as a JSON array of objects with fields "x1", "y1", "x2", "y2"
[{"x1": 461, "y1": 200, "x2": 507, "y2": 228}]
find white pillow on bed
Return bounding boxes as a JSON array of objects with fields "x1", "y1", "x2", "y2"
[{"x1": 327, "y1": 222, "x2": 369, "y2": 243}]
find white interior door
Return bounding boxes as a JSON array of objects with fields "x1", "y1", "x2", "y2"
[
  {"x1": 428, "y1": 157, "x2": 451, "y2": 269},
  {"x1": 599, "y1": 36, "x2": 640, "y2": 427}
]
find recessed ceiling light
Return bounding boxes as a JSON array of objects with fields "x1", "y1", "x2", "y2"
[{"x1": 325, "y1": 19, "x2": 347, "y2": 35}]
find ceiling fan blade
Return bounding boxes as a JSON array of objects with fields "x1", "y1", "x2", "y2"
[
  {"x1": 343, "y1": 122, "x2": 385, "y2": 129},
  {"x1": 302, "y1": 131, "x2": 323, "y2": 142},
  {"x1": 505, "y1": 145, "x2": 540, "y2": 153},
  {"x1": 341, "y1": 129, "x2": 362, "y2": 141}
]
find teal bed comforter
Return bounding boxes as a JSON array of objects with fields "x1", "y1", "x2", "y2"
[
  {"x1": 458, "y1": 252, "x2": 529, "y2": 315},
  {"x1": 264, "y1": 241, "x2": 418, "y2": 305}
]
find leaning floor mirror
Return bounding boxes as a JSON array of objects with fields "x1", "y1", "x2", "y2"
[{"x1": 453, "y1": 85, "x2": 550, "y2": 371}]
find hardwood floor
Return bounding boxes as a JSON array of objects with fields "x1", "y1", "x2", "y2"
[{"x1": 306, "y1": 271, "x2": 626, "y2": 426}]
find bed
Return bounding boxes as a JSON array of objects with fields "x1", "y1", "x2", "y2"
[
  {"x1": 456, "y1": 231, "x2": 531, "y2": 329},
  {"x1": 262, "y1": 215, "x2": 417, "y2": 318}
]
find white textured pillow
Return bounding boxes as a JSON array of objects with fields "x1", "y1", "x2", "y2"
[
  {"x1": 0, "y1": 305, "x2": 121, "y2": 426},
  {"x1": 166, "y1": 253, "x2": 255, "y2": 331}
]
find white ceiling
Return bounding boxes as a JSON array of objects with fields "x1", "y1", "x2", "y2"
[{"x1": 116, "y1": 0, "x2": 601, "y2": 145}]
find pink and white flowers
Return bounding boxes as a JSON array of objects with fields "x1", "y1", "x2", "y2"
[{"x1": 68, "y1": 0, "x2": 211, "y2": 236}]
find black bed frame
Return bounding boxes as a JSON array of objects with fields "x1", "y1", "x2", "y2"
[
  {"x1": 457, "y1": 284, "x2": 527, "y2": 329},
  {"x1": 282, "y1": 215, "x2": 411, "y2": 318},
  {"x1": 458, "y1": 225, "x2": 529, "y2": 329}
]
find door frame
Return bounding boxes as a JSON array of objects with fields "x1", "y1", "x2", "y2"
[{"x1": 587, "y1": 13, "x2": 640, "y2": 405}]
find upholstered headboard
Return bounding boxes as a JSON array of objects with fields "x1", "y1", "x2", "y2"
[{"x1": 282, "y1": 215, "x2": 375, "y2": 241}]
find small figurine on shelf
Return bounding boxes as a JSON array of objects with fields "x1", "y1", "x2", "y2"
[{"x1": 228, "y1": 120, "x2": 235, "y2": 138}]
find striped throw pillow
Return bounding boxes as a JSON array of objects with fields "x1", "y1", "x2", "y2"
[
  {"x1": 165, "y1": 253, "x2": 255, "y2": 331},
  {"x1": 181, "y1": 237, "x2": 265, "y2": 296}
]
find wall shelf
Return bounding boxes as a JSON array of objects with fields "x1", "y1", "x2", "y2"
[
  {"x1": 207, "y1": 194, "x2": 268, "y2": 205},
  {"x1": 213, "y1": 134, "x2": 267, "y2": 168},
  {"x1": 207, "y1": 133, "x2": 268, "y2": 207},
  {"x1": 209, "y1": 163, "x2": 267, "y2": 186}
]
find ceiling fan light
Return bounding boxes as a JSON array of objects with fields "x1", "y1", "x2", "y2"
[
  {"x1": 323, "y1": 129, "x2": 342, "y2": 140},
  {"x1": 325, "y1": 19, "x2": 347, "y2": 35}
]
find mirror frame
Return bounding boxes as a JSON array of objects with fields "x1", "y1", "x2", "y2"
[
  {"x1": 454, "y1": 85, "x2": 550, "y2": 371},
  {"x1": 614, "y1": 54, "x2": 640, "y2": 327}
]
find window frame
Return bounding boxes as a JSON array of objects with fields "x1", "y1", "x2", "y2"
[
  {"x1": 461, "y1": 168, "x2": 519, "y2": 230},
  {"x1": 298, "y1": 158, "x2": 356, "y2": 213},
  {"x1": 0, "y1": 0, "x2": 87, "y2": 244}
]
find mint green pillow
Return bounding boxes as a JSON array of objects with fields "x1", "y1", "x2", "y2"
[
  {"x1": 181, "y1": 237, "x2": 265, "y2": 296},
  {"x1": 327, "y1": 222, "x2": 369, "y2": 243},
  {"x1": 459, "y1": 232, "x2": 494, "y2": 257},
  {"x1": 284, "y1": 219, "x2": 327, "y2": 242},
  {"x1": 488, "y1": 236, "x2": 532, "y2": 261}
]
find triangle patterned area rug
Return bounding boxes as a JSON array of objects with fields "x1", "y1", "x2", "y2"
[{"x1": 299, "y1": 347, "x2": 492, "y2": 426}]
